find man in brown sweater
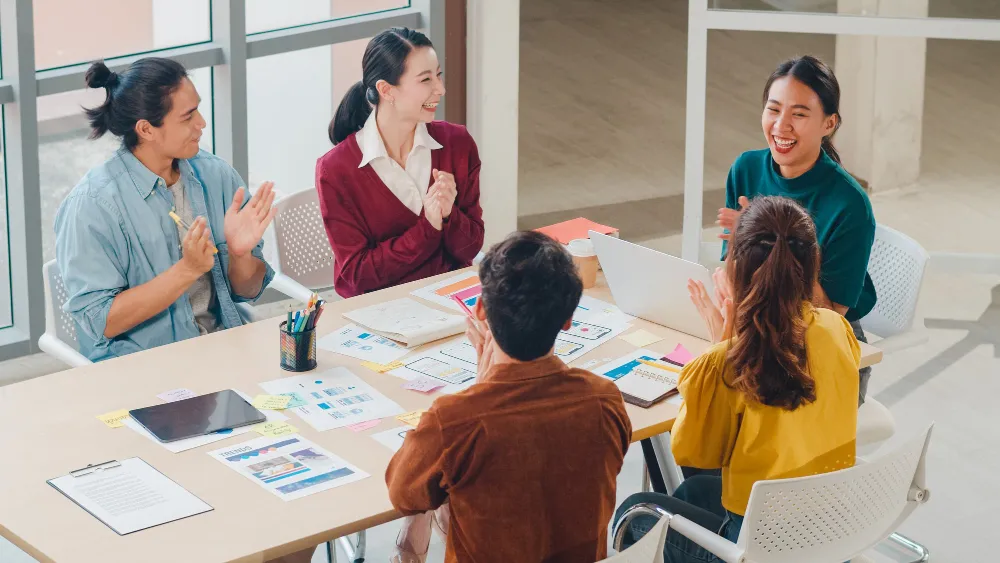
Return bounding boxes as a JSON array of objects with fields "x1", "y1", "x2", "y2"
[{"x1": 385, "y1": 230, "x2": 633, "y2": 563}]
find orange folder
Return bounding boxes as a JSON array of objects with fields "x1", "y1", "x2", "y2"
[{"x1": 536, "y1": 217, "x2": 618, "y2": 245}]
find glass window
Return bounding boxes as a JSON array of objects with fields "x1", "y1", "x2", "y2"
[
  {"x1": 246, "y1": 40, "x2": 366, "y2": 197},
  {"x1": 246, "y1": 0, "x2": 409, "y2": 35},
  {"x1": 33, "y1": 0, "x2": 211, "y2": 71},
  {"x1": 708, "y1": 0, "x2": 999, "y2": 19},
  {"x1": 38, "y1": 68, "x2": 214, "y2": 264},
  {"x1": 0, "y1": 108, "x2": 12, "y2": 329}
]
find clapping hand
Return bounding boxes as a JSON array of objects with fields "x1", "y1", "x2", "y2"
[
  {"x1": 717, "y1": 196, "x2": 749, "y2": 241},
  {"x1": 465, "y1": 317, "x2": 495, "y2": 382},
  {"x1": 688, "y1": 274, "x2": 735, "y2": 344},
  {"x1": 224, "y1": 181, "x2": 277, "y2": 257}
]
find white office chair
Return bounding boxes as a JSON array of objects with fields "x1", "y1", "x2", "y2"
[
  {"x1": 602, "y1": 516, "x2": 668, "y2": 563},
  {"x1": 615, "y1": 425, "x2": 933, "y2": 563},
  {"x1": 269, "y1": 189, "x2": 338, "y2": 303},
  {"x1": 38, "y1": 260, "x2": 92, "y2": 368},
  {"x1": 860, "y1": 224, "x2": 931, "y2": 354}
]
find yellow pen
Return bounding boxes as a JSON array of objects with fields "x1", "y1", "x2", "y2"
[
  {"x1": 169, "y1": 211, "x2": 218, "y2": 254},
  {"x1": 637, "y1": 359, "x2": 682, "y2": 373}
]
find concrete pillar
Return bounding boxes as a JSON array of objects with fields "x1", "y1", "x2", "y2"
[{"x1": 835, "y1": 0, "x2": 928, "y2": 192}]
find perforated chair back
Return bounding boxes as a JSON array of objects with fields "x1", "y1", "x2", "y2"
[
  {"x1": 44, "y1": 260, "x2": 80, "y2": 349},
  {"x1": 861, "y1": 224, "x2": 929, "y2": 338},
  {"x1": 737, "y1": 425, "x2": 933, "y2": 563},
  {"x1": 272, "y1": 189, "x2": 336, "y2": 291}
]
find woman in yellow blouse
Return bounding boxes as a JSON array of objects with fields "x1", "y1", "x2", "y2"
[{"x1": 614, "y1": 196, "x2": 861, "y2": 562}]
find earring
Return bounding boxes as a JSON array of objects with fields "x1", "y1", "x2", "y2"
[{"x1": 390, "y1": 98, "x2": 396, "y2": 107}]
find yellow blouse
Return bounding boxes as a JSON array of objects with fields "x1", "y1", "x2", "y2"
[{"x1": 671, "y1": 305, "x2": 861, "y2": 515}]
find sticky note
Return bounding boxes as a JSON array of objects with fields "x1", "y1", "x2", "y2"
[
  {"x1": 251, "y1": 394, "x2": 292, "y2": 410},
  {"x1": 347, "y1": 420, "x2": 381, "y2": 432},
  {"x1": 97, "y1": 409, "x2": 130, "y2": 429},
  {"x1": 402, "y1": 377, "x2": 446, "y2": 394},
  {"x1": 361, "y1": 360, "x2": 405, "y2": 374},
  {"x1": 281, "y1": 393, "x2": 308, "y2": 408},
  {"x1": 664, "y1": 344, "x2": 695, "y2": 366},
  {"x1": 397, "y1": 410, "x2": 426, "y2": 427},
  {"x1": 253, "y1": 421, "x2": 298, "y2": 437},
  {"x1": 157, "y1": 388, "x2": 196, "y2": 403},
  {"x1": 621, "y1": 329, "x2": 664, "y2": 347}
]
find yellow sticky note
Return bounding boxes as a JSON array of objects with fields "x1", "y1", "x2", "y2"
[
  {"x1": 620, "y1": 329, "x2": 664, "y2": 348},
  {"x1": 97, "y1": 409, "x2": 130, "y2": 429},
  {"x1": 253, "y1": 421, "x2": 299, "y2": 438},
  {"x1": 397, "y1": 410, "x2": 426, "y2": 427},
  {"x1": 361, "y1": 360, "x2": 405, "y2": 374},
  {"x1": 252, "y1": 394, "x2": 292, "y2": 410}
]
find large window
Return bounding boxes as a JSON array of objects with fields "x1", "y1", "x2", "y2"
[
  {"x1": 709, "y1": 0, "x2": 1000, "y2": 19},
  {"x1": 246, "y1": 0, "x2": 409, "y2": 35},
  {"x1": 247, "y1": 40, "x2": 365, "y2": 195},
  {"x1": 0, "y1": 109, "x2": 11, "y2": 329},
  {"x1": 33, "y1": 0, "x2": 212, "y2": 71}
]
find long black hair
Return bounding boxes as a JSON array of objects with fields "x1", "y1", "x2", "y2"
[
  {"x1": 763, "y1": 55, "x2": 843, "y2": 165},
  {"x1": 328, "y1": 27, "x2": 433, "y2": 145},
  {"x1": 84, "y1": 57, "x2": 188, "y2": 151}
]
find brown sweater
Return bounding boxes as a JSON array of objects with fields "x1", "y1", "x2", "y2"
[{"x1": 385, "y1": 355, "x2": 632, "y2": 563}]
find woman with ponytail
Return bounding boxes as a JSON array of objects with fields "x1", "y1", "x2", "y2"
[
  {"x1": 614, "y1": 196, "x2": 862, "y2": 563},
  {"x1": 54, "y1": 58, "x2": 276, "y2": 362},
  {"x1": 316, "y1": 27, "x2": 484, "y2": 298},
  {"x1": 717, "y1": 55, "x2": 877, "y2": 403}
]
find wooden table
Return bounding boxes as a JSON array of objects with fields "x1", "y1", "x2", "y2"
[{"x1": 0, "y1": 270, "x2": 882, "y2": 562}]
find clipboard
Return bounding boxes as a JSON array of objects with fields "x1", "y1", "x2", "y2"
[{"x1": 47, "y1": 457, "x2": 213, "y2": 535}]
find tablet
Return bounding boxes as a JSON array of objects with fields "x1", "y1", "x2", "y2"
[{"x1": 129, "y1": 390, "x2": 266, "y2": 443}]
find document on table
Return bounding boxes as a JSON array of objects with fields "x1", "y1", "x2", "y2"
[
  {"x1": 47, "y1": 458, "x2": 212, "y2": 535},
  {"x1": 594, "y1": 350, "x2": 684, "y2": 407},
  {"x1": 208, "y1": 435, "x2": 368, "y2": 501},
  {"x1": 410, "y1": 272, "x2": 481, "y2": 313},
  {"x1": 558, "y1": 296, "x2": 633, "y2": 364},
  {"x1": 317, "y1": 323, "x2": 411, "y2": 364},
  {"x1": 343, "y1": 298, "x2": 466, "y2": 347},
  {"x1": 372, "y1": 425, "x2": 415, "y2": 453},
  {"x1": 123, "y1": 390, "x2": 289, "y2": 453},
  {"x1": 387, "y1": 337, "x2": 479, "y2": 394},
  {"x1": 259, "y1": 368, "x2": 405, "y2": 431}
]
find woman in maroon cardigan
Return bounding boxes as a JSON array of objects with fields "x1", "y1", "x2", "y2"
[{"x1": 315, "y1": 27, "x2": 484, "y2": 298}]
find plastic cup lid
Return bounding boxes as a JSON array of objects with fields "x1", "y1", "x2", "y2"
[{"x1": 567, "y1": 238, "x2": 596, "y2": 257}]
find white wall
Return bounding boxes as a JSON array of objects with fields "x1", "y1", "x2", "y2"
[{"x1": 466, "y1": 0, "x2": 520, "y2": 248}]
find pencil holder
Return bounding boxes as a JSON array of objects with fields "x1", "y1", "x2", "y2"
[{"x1": 279, "y1": 320, "x2": 316, "y2": 372}]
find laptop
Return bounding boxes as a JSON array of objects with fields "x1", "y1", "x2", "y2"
[{"x1": 589, "y1": 231, "x2": 715, "y2": 341}]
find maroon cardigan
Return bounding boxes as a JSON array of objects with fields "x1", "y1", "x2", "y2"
[{"x1": 315, "y1": 121, "x2": 485, "y2": 298}]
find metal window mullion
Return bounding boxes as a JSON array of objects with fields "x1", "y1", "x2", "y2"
[
  {"x1": 682, "y1": 0, "x2": 709, "y2": 263},
  {"x1": 413, "y1": 0, "x2": 447, "y2": 120},
  {"x1": 212, "y1": 0, "x2": 249, "y2": 181},
  {"x1": 245, "y1": 8, "x2": 422, "y2": 60},
  {"x1": 0, "y1": 0, "x2": 43, "y2": 355}
]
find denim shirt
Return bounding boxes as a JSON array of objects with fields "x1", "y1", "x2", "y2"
[{"x1": 55, "y1": 148, "x2": 274, "y2": 362}]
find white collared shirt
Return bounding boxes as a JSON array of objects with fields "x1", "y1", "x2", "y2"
[{"x1": 357, "y1": 108, "x2": 443, "y2": 215}]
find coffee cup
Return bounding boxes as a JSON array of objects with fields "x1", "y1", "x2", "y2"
[{"x1": 568, "y1": 238, "x2": 599, "y2": 289}]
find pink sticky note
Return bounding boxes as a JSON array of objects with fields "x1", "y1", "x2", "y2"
[
  {"x1": 664, "y1": 343, "x2": 695, "y2": 367},
  {"x1": 347, "y1": 420, "x2": 381, "y2": 432},
  {"x1": 403, "y1": 376, "x2": 446, "y2": 394}
]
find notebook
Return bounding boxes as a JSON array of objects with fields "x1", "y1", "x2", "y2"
[
  {"x1": 615, "y1": 363, "x2": 680, "y2": 408},
  {"x1": 343, "y1": 298, "x2": 466, "y2": 348}
]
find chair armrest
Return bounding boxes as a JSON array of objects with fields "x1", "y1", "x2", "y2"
[
  {"x1": 268, "y1": 273, "x2": 315, "y2": 303},
  {"x1": 38, "y1": 334, "x2": 92, "y2": 368},
  {"x1": 669, "y1": 515, "x2": 745, "y2": 563}
]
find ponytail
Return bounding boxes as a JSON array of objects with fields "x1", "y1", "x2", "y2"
[
  {"x1": 822, "y1": 134, "x2": 842, "y2": 165},
  {"x1": 329, "y1": 81, "x2": 375, "y2": 145},
  {"x1": 327, "y1": 27, "x2": 434, "y2": 146},
  {"x1": 84, "y1": 61, "x2": 119, "y2": 141},
  {"x1": 725, "y1": 196, "x2": 820, "y2": 411}
]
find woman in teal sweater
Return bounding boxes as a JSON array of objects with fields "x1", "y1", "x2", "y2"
[{"x1": 718, "y1": 55, "x2": 876, "y2": 403}]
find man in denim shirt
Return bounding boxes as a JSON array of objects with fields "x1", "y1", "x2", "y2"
[{"x1": 55, "y1": 58, "x2": 276, "y2": 362}]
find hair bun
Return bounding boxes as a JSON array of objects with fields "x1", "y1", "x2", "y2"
[{"x1": 85, "y1": 61, "x2": 119, "y2": 89}]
